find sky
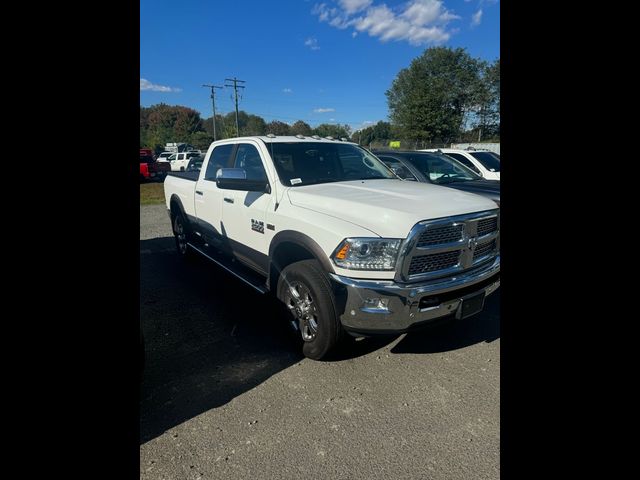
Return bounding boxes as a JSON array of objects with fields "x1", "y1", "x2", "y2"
[{"x1": 140, "y1": 0, "x2": 499, "y2": 131}]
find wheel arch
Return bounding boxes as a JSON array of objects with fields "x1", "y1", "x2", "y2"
[{"x1": 268, "y1": 231, "x2": 335, "y2": 293}]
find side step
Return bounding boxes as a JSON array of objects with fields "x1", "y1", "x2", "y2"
[{"x1": 187, "y1": 242, "x2": 269, "y2": 294}]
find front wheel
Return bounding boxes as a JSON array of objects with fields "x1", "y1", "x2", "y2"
[{"x1": 277, "y1": 259, "x2": 344, "y2": 360}]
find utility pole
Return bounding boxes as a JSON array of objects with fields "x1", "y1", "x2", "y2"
[
  {"x1": 224, "y1": 77, "x2": 245, "y2": 137},
  {"x1": 202, "y1": 84, "x2": 223, "y2": 141}
]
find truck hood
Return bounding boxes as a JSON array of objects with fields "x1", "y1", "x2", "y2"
[{"x1": 286, "y1": 179, "x2": 499, "y2": 238}]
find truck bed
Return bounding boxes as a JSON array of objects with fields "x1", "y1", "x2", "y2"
[{"x1": 166, "y1": 171, "x2": 199, "y2": 181}]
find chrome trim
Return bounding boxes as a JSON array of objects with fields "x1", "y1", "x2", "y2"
[
  {"x1": 216, "y1": 168, "x2": 247, "y2": 180},
  {"x1": 397, "y1": 209, "x2": 500, "y2": 283},
  {"x1": 329, "y1": 255, "x2": 500, "y2": 332}
]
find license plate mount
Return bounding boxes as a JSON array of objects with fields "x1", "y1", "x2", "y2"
[{"x1": 457, "y1": 291, "x2": 486, "y2": 319}]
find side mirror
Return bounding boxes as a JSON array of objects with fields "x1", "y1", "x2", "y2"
[{"x1": 216, "y1": 168, "x2": 270, "y2": 193}]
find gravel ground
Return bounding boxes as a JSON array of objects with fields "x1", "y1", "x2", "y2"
[{"x1": 140, "y1": 204, "x2": 500, "y2": 480}]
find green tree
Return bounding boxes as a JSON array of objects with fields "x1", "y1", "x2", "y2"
[
  {"x1": 221, "y1": 111, "x2": 267, "y2": 137},
  {"x1": 266, "y1": 120, "x2": 291, "y2": 135},
  {"x1": 290, "y1": 120, "x2": 312, "y2": 136},
  {"x1": 353, "y1": 121, "x2": 393, "y2": 146},
  {"x1": 190, "y1": 131, "x2": 215, "y2": 150},
  {"x1": 140, "y1": 103, "x2": 205, "y2": 152},
  {"x1": 313, "y1": 123, "x2": 352, "y2": 139},
  {"x1": 201, "y1": 114, "x2": 226, "y2": 139},
  {"x1": 386, "y1": 47, "x2": 484, "y2": 144}
]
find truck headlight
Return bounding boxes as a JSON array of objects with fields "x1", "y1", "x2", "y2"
[{"x1": 331, "y1": 238, "x2": 401, "y2": 270}]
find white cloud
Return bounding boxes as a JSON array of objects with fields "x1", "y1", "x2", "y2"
[
  {"x1": 314, "y1": 107, "x2": 335, "y2": 113},
  {"x1": 313, "y1": 0, "x2": 460, "y2": 46},
  {"x1": 140, "y1": 78, "x2": 181, "y2": 92},
  {"x1": 471, "y1": 9, "x2": 483, "y2": 26},
  {"x1": 352, "y1": 31, "x2": 358, "y2": 37},
  {"x1": 283, "y1": 88, "x2": 293, "y2": 93},
  {"x1": 304, "y1": 37, "x2": 320, "y2": 50},
  {"x1": 339, "y1": 0, "x2": 372, "y2": 14},
  {"x1": 329, "y1": 118, "x2": 336, "y2": 121}
]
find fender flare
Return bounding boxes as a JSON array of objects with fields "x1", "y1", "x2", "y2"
[
  {"x1": 168, "y1": 194, "x2": 186, "y2": 218},
  {"x1": 268, "y1": 230, "x2": 336, "y2": 275}
]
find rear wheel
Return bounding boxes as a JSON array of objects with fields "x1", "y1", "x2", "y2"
[
  {"x1": 172, "y1": 212, "x2": 193, "y2": 259},
  {"x1": 277, "y1": 259, "x2": 344, "y2": 360}
]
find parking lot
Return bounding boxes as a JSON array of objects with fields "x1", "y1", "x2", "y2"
[{"x1": 140, "y1": 204, "x2": 500, "y2": 479}]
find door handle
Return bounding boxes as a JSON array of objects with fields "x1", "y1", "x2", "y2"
[
  {"x1": 196, "y1": 190, "x2": 203, "y2": 196},
  {"x1": 224, "y1": 197, "x2": 234, "y2": 204}
]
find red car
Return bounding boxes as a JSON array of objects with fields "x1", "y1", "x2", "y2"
[{"x1": 140, "y1": 149, "x2": 170, "y2": 182}]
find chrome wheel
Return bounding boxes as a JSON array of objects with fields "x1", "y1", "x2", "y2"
[
  {"x1": 174, "y1": 216, "x2": 187, "y2": 254},
  {"x1": 284, "y1": 281, "x2": 319, "y2": 341}
]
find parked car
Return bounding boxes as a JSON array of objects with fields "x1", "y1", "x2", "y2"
[
  {"x1": 168, "y1": 151, "x2": 202, "y2": 172},
  {"x1": 372, "y1": 149, "x2": 500, "y2": 207},
  {"x1": 421, "y1": 148, "x2": 500, "y2": 181},
  {"x1": 164, "y1": 136, "x2": 500, "y2": 360},
  {"x1": 140, "y1": 152, "x2": 170, "y2": 182},
  {"x1": 156, "y1": 151, "x2": 174, "y2": 163}
]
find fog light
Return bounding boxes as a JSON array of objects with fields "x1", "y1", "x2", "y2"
[{"x1": 361, "y1": 298, "x2": 390, "y2": 313}]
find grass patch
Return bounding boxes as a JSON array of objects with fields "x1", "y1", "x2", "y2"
[{"x1": 140, "y1": 182, "x2": 166, "y2": 205}]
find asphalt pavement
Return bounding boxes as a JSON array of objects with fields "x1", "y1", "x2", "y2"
[{"x1": 140, "y1": 204, "x2": 500, "y2": 480}]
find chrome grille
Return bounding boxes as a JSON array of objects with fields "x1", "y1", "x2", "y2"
[
  {"x1": 417, "y1": 224, "x2": 464, "y2": 247},
  {"x1": 477, "y1": 217, "x2": 498, "y2": 237},
  {"x1": 398, "y1": 210, "x2": 500, "y2": 282},
  {"x1": 408, "y1": 251, "x2": 460, "y2": 275},
  {"x1": 474, "y1": 239, "x2": 496, "y2": 260}
]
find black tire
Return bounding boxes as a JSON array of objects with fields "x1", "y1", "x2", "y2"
[
  {"x1": 277, "y1": 259, "x2": 344, "y2": 360},
  {"x1": 172, "y1": 211, "x2": 194, "y2": 259}
]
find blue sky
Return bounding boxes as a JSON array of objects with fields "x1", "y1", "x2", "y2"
[{"x1": 140, "y1": 0, "x2": 499, "y2": 131}]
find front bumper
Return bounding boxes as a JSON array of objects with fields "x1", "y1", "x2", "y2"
[{"x1": 329, "y1": 256, "x2": 500, "y2": 334}]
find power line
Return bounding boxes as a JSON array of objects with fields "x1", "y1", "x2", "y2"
[
  {"x1": 202, "y1": 84, "x2": 223, "y2": 141},
  {"x1": 224, "y1": 77, "x2": 245, "y2": 137}
]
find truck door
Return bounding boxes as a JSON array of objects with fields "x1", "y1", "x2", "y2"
[
  {"x1": 194, "y1": 143, "x2": 236, "y2": 249},
  {"x1": 219, "y1": 142, "x2": 274, "y2": 276}
]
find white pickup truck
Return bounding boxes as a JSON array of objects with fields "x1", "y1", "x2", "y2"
[
  {"x1": 164, "y1": 136, "x2": 500, "y2": 360},
  {"x1": 167, "y1": 151, "x2": 202, "y2": 172}
]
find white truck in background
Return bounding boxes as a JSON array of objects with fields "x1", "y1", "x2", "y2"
[
  {"x1": 163, "y1": 136, "x2": 500, "y2": 360},
  {"x1": 167, "y1": 151, "x2": 203, "y2": 172}
]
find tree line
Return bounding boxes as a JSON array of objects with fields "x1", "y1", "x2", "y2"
[
  {"x1": 140, "y1": 47, "x2": 499, "y2": 153},
  {"x1": 140, "y1": 105, "x2": 352, "y2": 154}
]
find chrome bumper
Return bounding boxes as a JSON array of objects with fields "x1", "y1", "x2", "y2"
[{"x1": 329, "y1": 256, "x2": 500, "y2": 334}]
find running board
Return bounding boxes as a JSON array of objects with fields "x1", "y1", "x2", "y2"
[{"x1": 187, "y1": 242, "x2": 269, "y2": 294}]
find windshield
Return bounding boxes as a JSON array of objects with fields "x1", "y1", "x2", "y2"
[
  {"x1": 269, "y1": 142, "x2": 396, "y2": 186},
  {"x1": 470, "y1": 151, "x2": 500, "y2": 172},
  {"x1": 402, "y1": 152, "x2": 481, "y2": 184}
]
